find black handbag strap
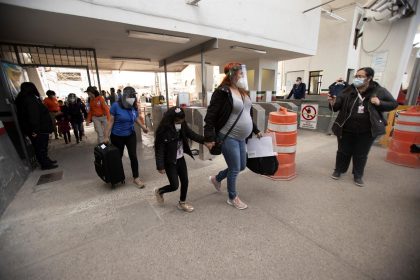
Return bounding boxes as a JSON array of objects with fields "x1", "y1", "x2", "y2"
[{"x1": 221, "y1": 101, "x2": 244, "y2": 142}]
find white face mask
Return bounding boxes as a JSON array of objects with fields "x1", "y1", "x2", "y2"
[
  {"x1": 126, "y1": 98, "x2": 135, "y2": 105},
  {"x1": 175, "y1": 123, "x2": 182, "y2": 131},
  {"x1": 353, "y1": 78, "x2": 365, "y2": 88},
  {"x1": 235, "y1": 77, "x2": 248, "y2": 89}
]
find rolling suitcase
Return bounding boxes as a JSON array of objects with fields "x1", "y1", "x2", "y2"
[{"x1": 94, "y1": 143, "x2": 125, "y2": 188}]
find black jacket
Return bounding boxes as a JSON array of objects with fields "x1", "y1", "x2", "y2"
[
  {"x1": 204, "y1": 85, "x2": 260, "y2": 142},
  {"x1": 15, "y1": 93, "x2": 53, "y2": 136},
  {"x1": 328, "y1": 81, "x2": 348, "y2": 97},
  {"x1": 330, "y1": 82, "x2": 398, "y2": 138},
  {"x1": 63, "y1": 102, "x2": 87, "y2": 123},
  {"x1": 155, "y1": 123, "x2": 204, "y2": 170}
]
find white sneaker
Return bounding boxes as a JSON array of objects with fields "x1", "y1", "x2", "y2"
[
  {"x1": 177, "y1": 201, "x2": 194, "y2": 212},
  {"x1": 227, "y1": 196, "x2": 248, "y2": 210},
  {"x1": 209, "y1": 176, "x2": 221, "y2": 192}
]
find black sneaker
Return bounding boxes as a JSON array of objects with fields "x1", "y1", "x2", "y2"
[
  {"x1": 354, "y1": 178, "x2": 365, "y2": 187},
  {"x1": 41, "y1": 164, "x2": 58, "y2": 170},
  {"x1": 331, "y1": 171, "x2": 341, "y2": 180}
]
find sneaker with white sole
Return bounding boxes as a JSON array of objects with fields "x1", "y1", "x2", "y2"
[
  {"x1": 177, "y1": 201, "x2": 194, "y2": 212},
  {"x1": 133, "y1": 178, "x2": 145, "y2": 189},
  {"x1": 209, "y1": 176, "x2": 221, "y2": 192},
  {"x1": 154, "y1": 188, "x2": 164, "y2": 204},
  {"x1": 227, "y1": 196, "x2": 248, "y2": 210},
  {"x1": 354, "y1": 177, "x2": 365, "y2": 187},
  {"x1": 331, "y1": 171, "x2": 341, "y2": 180}
]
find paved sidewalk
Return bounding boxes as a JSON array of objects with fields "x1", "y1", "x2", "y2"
[{"x1": 0, "y1": 128, "x2": 419, "y2": 280}]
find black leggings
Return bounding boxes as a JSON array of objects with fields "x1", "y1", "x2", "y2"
[
  {"x1": 110, "y1": 132, "x2": 139, "y2": 178},
  {"x1": 158, "y1": 157, "x2": 189, "y2": 202}
]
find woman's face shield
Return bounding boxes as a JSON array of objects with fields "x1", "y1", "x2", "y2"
[
  {"x1": 229, "y1": 64, "x2": 248, "y2": 90},
  {"x1": 122, "y1": 87, "x2": 137, "y2": 109}
]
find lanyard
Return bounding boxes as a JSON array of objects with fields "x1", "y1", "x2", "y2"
[{"x1": 356, "y1": 89, "x2": 365, "y2": 103}]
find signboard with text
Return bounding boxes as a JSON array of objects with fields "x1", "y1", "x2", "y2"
[{"x1": 300, "y1": 103, "x2": 318, "y2": 129}]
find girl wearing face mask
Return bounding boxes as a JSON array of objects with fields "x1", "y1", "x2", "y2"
[
  {"x1": 204, "y1": 62, "x2": 262, "y2": 210},
  {"x1": 328, "y1": 67, "x2": 397, "y2": 187},
  {"x1": 154, "y1": 107, "x2": 212, "y2": 212},
  {"x1": 104, "y1": 86, "x2": 149, "y2": 188}
]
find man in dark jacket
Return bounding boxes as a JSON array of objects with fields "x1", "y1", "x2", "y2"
[
  {"x1": 15, "y1": 82, "x2": 58, "y2": 170},
  {"x1": 327, "y1": 78, "x2": 349, "y2": 134},
  {"x1": 328, "y1": 67, "x2": 397, "y2": 187},
  {"x1": 287, "y1": 77, "x2": 306, "y2": 99}
]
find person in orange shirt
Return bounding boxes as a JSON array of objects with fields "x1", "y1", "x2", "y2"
[
  {"x1": 85, "y1": 86, "x2": 110, "y2": 143},
  {"x1": 43, "y1": 90, "x2": 61, "y2": 139}
]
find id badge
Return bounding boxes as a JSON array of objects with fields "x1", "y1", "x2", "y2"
[{"x1": 357, "y1": 105, "x2": 364, "y2": 114}]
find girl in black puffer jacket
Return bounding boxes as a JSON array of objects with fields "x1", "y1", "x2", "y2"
[{"x1": 154, "y1": 107, "x2": 210, "y2": 212}]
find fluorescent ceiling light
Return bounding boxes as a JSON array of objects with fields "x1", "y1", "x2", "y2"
[
  {"x1": 183, "y1": 60, "x2": 211, "y2": 65},
  {"x1": 111, "y1": 56, "x2": 151, "y2": 62},
  {"x1": 128, "y1": 30, "x2": 190, "y2": 44},
  {"x1": 230, "y1": 46, "x2": 267, "y2": 54},
  {"x1": 321, "y1": 8, "x2": 346, "y2": 21}
]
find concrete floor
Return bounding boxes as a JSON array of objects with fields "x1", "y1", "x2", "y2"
[{"x1": 0, "y1": 127, "x2": 419, "y2": 280}]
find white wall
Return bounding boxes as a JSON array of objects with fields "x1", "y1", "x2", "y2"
[
  {"x1": 359, "y1": 1, "x2": 420, "y2": 97},
  {"x1": 283, "y1": 6, "x2": 357, "y2": 93},
  {"x1": 1, "y1": 0, "x2": 321, "y2": 56}
]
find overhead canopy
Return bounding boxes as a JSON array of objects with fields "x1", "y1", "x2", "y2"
[{"x1": 0, "y1": 4, "x2": 306, "y2": 72}]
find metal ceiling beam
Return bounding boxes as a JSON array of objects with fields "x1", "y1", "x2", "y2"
[{"x1": 158, "y1": 38, "x2": 218, "y2": 67}]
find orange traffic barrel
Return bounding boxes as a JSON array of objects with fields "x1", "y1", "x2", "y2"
[
  {"x1": 266, "y1": 107, "x2": 297, "y2": 180},
  {"x1": 386, "y1": 106, "x2": 420, "y2": 168}
]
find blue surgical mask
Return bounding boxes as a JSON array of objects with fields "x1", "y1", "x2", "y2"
[{"x1": 353, "y1": 78, "x2": 365, "y2": 88}]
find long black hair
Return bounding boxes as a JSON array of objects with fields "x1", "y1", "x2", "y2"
[{"x1": 154, "y1": 106, "x2": 185, "y2": 147}]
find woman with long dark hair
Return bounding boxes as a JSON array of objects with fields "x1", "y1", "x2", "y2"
[
  {"x1": 328, "y1": 67, "x2": 398, "y2": 187},
  {"x1": 204, "y1": 62, "x2": 262, "y2": 210}
]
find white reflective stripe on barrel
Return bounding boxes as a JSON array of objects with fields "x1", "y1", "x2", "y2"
[
  {"x1": 395, "y1": 123, "x2": 420, "y2": 132},
  {"x1": 397, "y1": 115, "x2": 420, "y2": 123},
  {"x1": 268, "y1": 122, "x2": 297, "y2": 132},
  {"x1": 274, "y1": 145, "x2": 296, "y2": 153}
]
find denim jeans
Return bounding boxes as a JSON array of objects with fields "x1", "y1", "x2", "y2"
[
  {"x1": 71, "y1": 121, "x2": 83, "y2": 142},
  {"x1": 215, "y1": 134, "x2": 247, "y2": 200}
]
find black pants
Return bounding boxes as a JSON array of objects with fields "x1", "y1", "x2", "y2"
[
  {"x1": 110, "y1": 132, "x2": 139, "y2": 178},
  {"x1": 29, "y1": 133, "x2": 50, "y2": 168},
  {"x1": 63, "y1": 131, "x2": 71, "y2": 143},
  {"x1": 158, "y1": 157, "x2": 189, "y2": 202},
  {"x1": 335, "y1": 131, "x2": 376, "y2": 179},
  {"x1": 71, "y1": 121, "x2": 83, "y2": 142}
]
